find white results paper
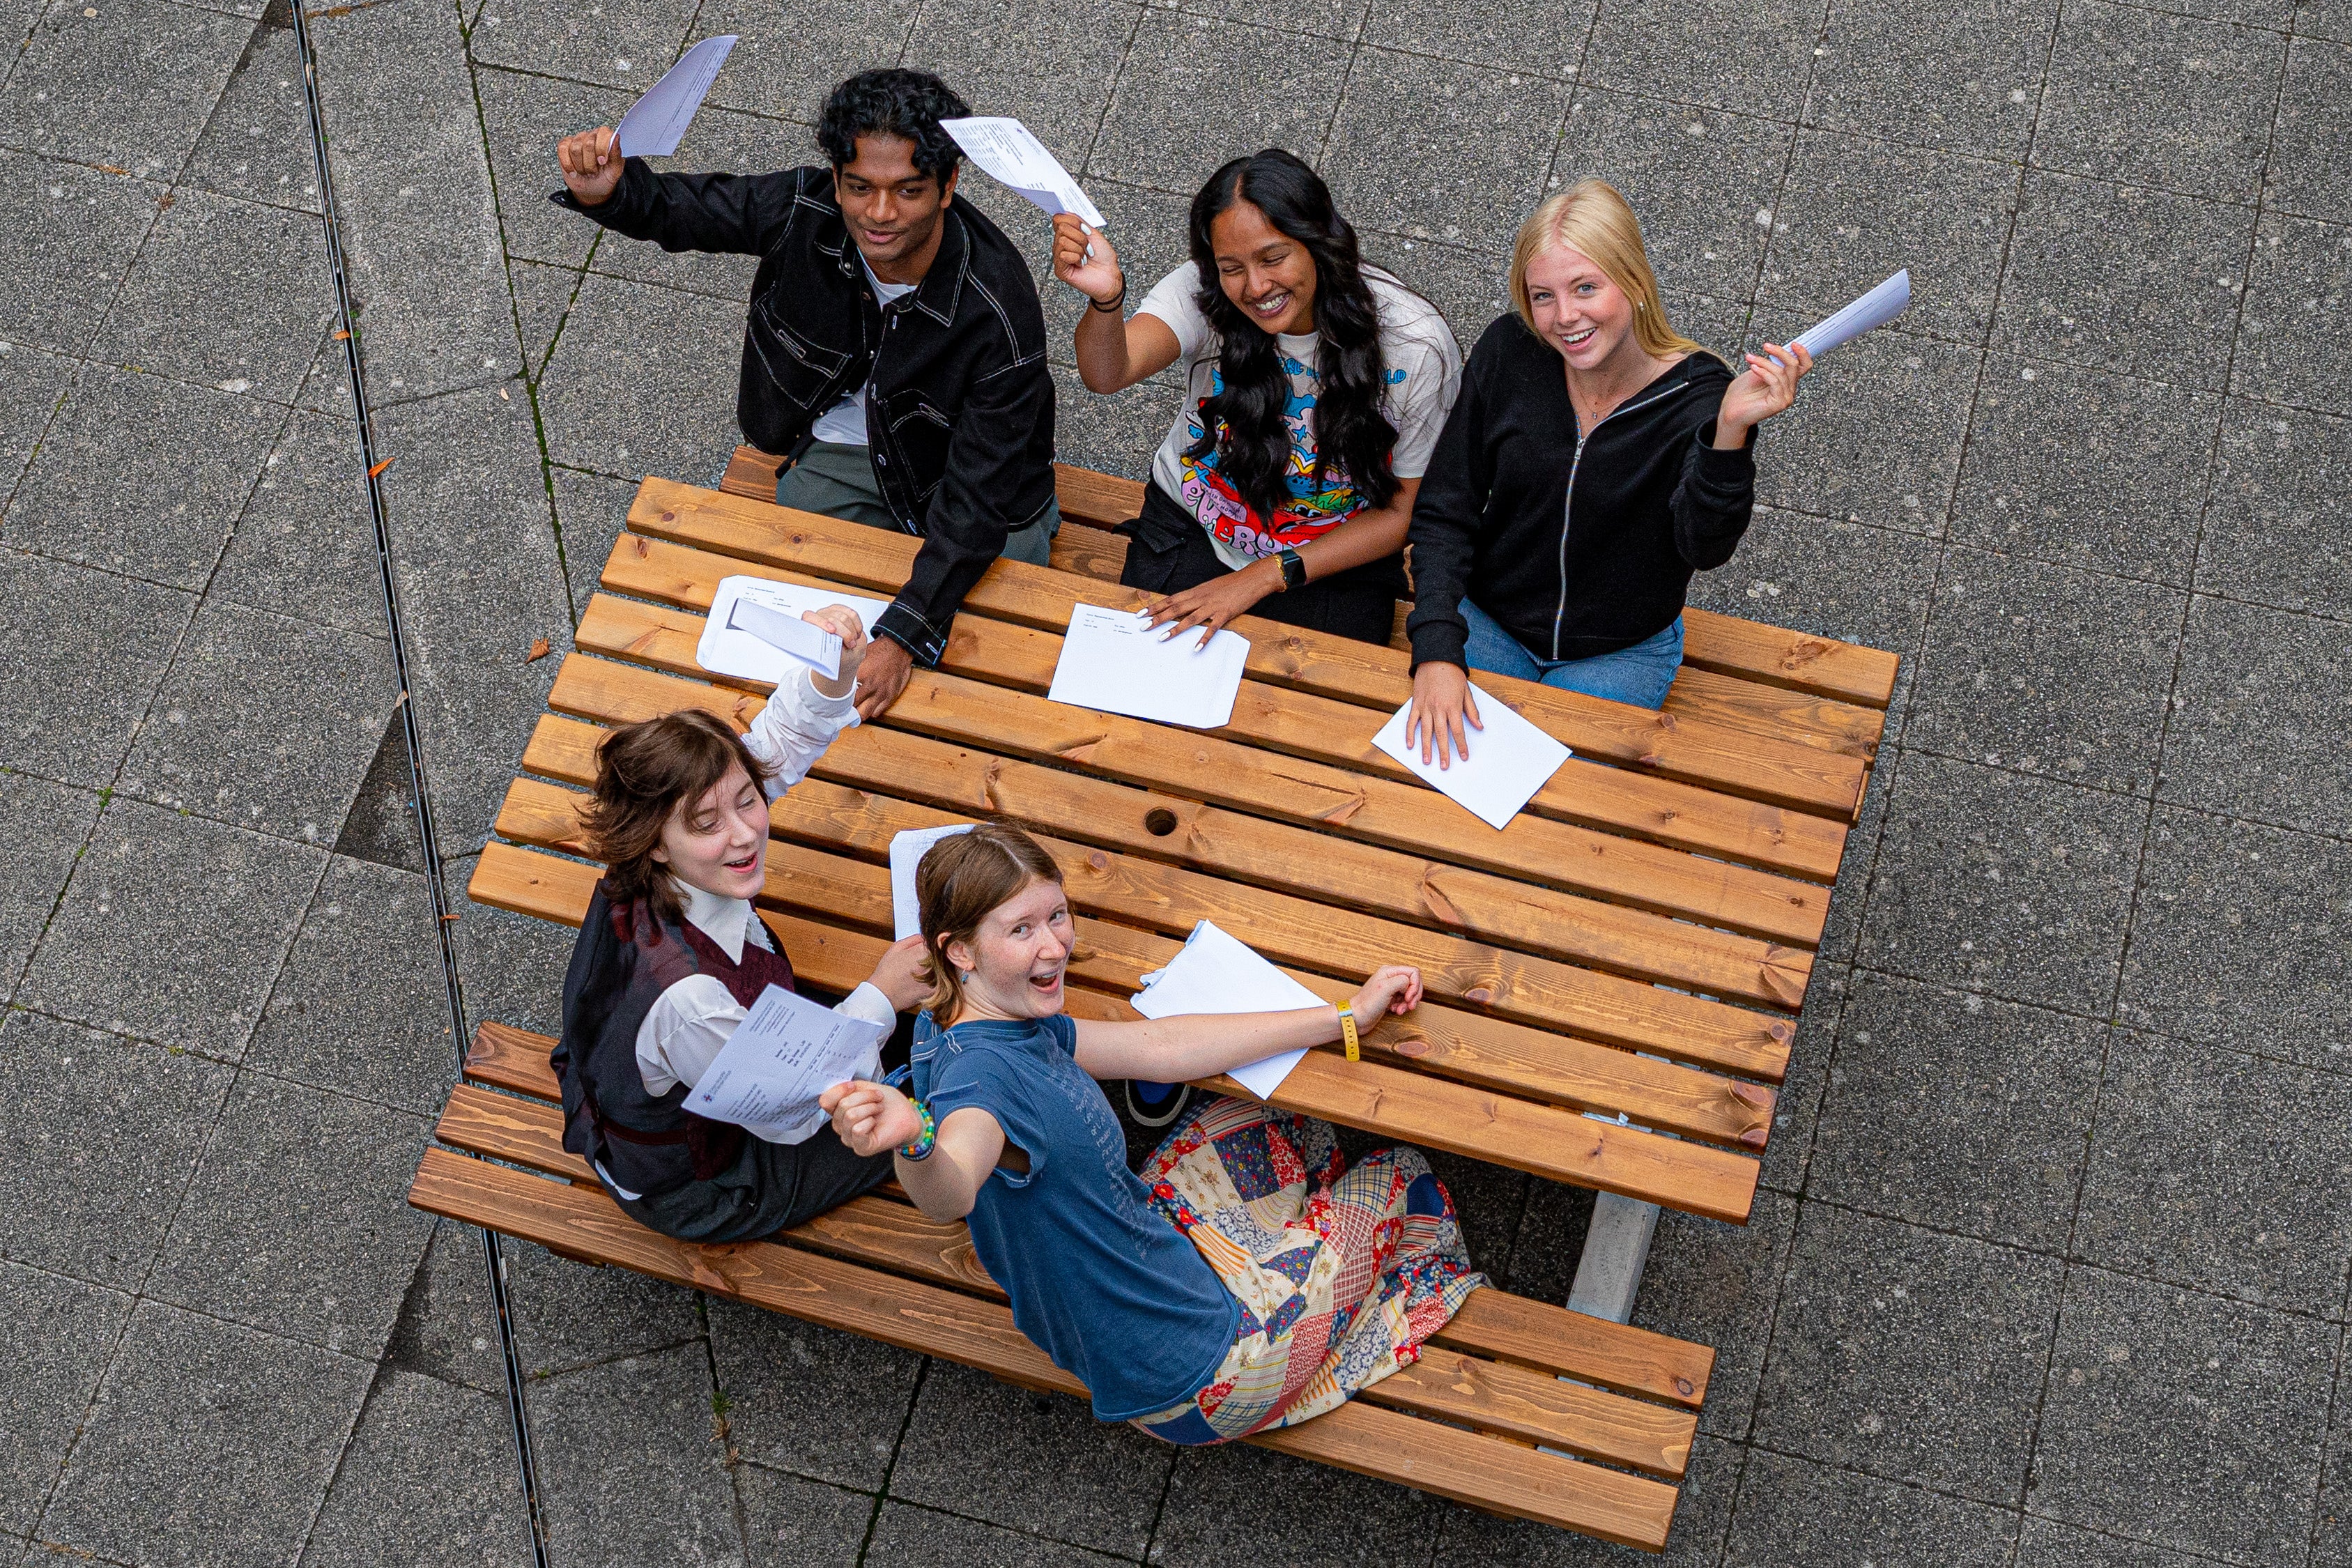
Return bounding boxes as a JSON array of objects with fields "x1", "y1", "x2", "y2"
[
  {"x1": 698, "y1": 574, "x2": 889, "y2": 686},
  {"x1": 1132, "y1": 921, "x2": 1328, "y2": 1101},
  {"x1": 729, "y1": 597, "x2": 843, "y2": 680},
  {"x1": 686, "y1": 983, "x2": 890, "y2": 1142},
  {"x1": 1046, "y1": 604, "x2": 1250, "y2": 730},
  {"x1": 1371, "y1": 683, "x2": 1571, "y2": 831},
  {"x1": 889, "y1": 822, "x2": 976, "y2": 940},
  {"x1": 614, "y1": 36, "x2": 737, "y2": 158},
  {"x1": 1788, "y1": 270, "x2": 1911, "y2": 359},
  {"x1": 939, "y1": 116, "x2": 1106, "y2": 228}
]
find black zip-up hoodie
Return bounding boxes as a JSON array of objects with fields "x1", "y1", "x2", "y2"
[
  {"x1": 555, "y1": 162, "x2": 1056, "y2": 668},
  {"x1": 1405, "y1": 313, "x2": 1757, "y2": 669}
]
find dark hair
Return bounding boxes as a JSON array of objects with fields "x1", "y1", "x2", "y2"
[
  {"x1": 916, "y1": 824, "x2": 1064, "y2": 1022},
  {"x1": 815, "y1": 68, "x2": 970, "y2": 183},
  {"x1": 581, "y1": 709, "x2": 773, "y2": 925},
  {"x1": 1185, "y1": 149, "x2": 1401, "y2": 526}
]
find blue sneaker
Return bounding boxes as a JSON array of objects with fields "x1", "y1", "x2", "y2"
[{"x1": 1124, "y1": 1079, "x2": 1190, "y2": 1129}]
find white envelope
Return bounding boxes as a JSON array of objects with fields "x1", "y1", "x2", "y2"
[
  {"x1": 697, "y1": 574, "x2": 889, "y2": 686},
  {"x1": 1371, "y1": 684, "x2": 1571, "y2": 830},
  {"x1": 1046, "y1": 603, "x2": 1250, "y2": 730},
  {"x1": 1132, "y1": 920, "x2": 1328, "y2": 1100},
  {"x1": 889, "y1": 823, "x2": 976, "y2": 940},
  {"x1": 614, "y1": 36, "x2": 737, "y2": 157}
]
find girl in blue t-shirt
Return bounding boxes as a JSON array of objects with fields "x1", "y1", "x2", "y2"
[{"x1": 818, "y1": 823, "x2": 1485, "y2": 1443}]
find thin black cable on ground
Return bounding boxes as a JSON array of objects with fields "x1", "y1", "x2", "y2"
[{"x1": 286, "y1": 6, "x2": 553, "y2": 1563}]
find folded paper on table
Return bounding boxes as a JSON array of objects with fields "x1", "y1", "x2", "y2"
[
  {"x1": 1371, "y1": 684, "x2": 1571, "y2": 830},
  {"x1": 939, "y1": 116, "x2": 1105, "y2": 228},
  {"x1": 1789, "y1": 270, "x2": 1910, "y2": 358},
  {"x1": 728, "y1": 597, "x2": 843, "y2": 679},
  {"x1": 1046, "y1": 604, "x2": 1250, "y2": 729},
  {"x1": 1132, "y1": 920, "x2": 1328, "y2": 1100},
  {"x1": 889, "y1": 823, "x2": 976, "y2": 940},
  {"x1": 699, "y1": 574, "x2": 889, "y2": 686},
  {"x1": 614, "y1": 36, "x2": 736, "y2": 157},
  {"x1": 686, "y1": 983, "x2": 890, "y2": 1143}
]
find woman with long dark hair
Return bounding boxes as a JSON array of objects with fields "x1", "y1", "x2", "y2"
[{"x1": 1051, "y1": 149, "x2": 1460, "y2": 646}]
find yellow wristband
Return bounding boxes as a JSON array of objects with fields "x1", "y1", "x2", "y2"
[{"x1": 1338, "y1": 1005, "x2": 1360, "y2": 1063}]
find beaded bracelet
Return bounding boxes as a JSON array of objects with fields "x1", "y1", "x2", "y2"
[{"x1": 898, "y1": 1099, "x2": 938, "y2": 1161}]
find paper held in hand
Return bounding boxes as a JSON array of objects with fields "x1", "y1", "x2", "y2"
[
  {"x1": 614, "y1": 36, "x2": 737, "y2": 157},
  {"x1": 939, "y1": 116, "x2": 1106, "y2": 228},
  {"x1": 698, "y1": 574, "x2": 889, "y2": 686},
  {"x1": 1133, "y1": 921, "x2": 1329, "y2": 1100},
  {"x1": 1371, "y1": 684, "x2": 1571, "y2": 830},
  {"x1": 889, "y1": 823, "x2": 976, "y2": 939},
  {"x1": 1047, "y1": 604, "x2": 1250, "y2": 730},
  {"x1": 1789, "y1": 270, "x2": 1910, "y2": 358},
  {"x1": 685, "y1": 983, "x2": 891, "y2": 1143}
]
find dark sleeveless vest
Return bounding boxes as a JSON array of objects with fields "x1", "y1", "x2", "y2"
[{"x1": 553, "y1": 881, "x2": 799, "y2": 1199}]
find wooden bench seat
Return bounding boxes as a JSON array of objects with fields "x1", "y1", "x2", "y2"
[{"x1": 412, "y1": 454, "x2": 1900, "y2": 1550}]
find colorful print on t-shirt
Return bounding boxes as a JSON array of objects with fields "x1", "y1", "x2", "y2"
[{"x1": 1175, "y1": 357, "x2": 1411, "y2": 561}]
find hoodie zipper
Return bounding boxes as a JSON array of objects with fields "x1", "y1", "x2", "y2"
[{"x1": 1551, "y1": 380, "x2": 1686, "y2": 661}]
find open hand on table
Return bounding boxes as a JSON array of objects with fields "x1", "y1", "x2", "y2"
[
  {"x1": 1140, "y1": 562, "x2": 1277, "y2": 649},
  {"x1": 822, "y1": 1079, "x2": 923, "y2": 1158},
  {"x1": 854, "y1": 636, "x2": 913, "y2": 721},
  {"x1": 555, "y1": 125, "x2": 624, "y2": 207},
  {"x1": 1404, "y1": 660, "x2": 1482, "y2": 769}
]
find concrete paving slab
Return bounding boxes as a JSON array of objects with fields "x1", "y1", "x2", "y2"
[
  {"x1": 295, "y1": 321, "x2": 358, "y2": 416},
  {"x1": 1485, "y1": 1169, "x2": 1592, "y2": 1302},
  {"x1": 509, "y1": 260, "x2": 585, "y2": 382},
  {"x1": 0, "y1": 151, "x2": 160, "y2": 356},
  {"x1": 1857, "y1": 753, "x2": 2141, "y2": 1013},
  {"x1": 2036, "y1": 1, "x2": 2283, "y2": 204},
  {"x1": 535, "y1": 272, "x2": 744, "y2": 484},
  {"x1": 0, "y1": 771, "x2": 100, "y2": 999},
  {"x1": 550, "y1": 463, "x2": 640, "y2": 621},
  {"x1": 2161, "y1": 594, "x2": 2352, "y2": 836},
  {"x1": 2236, "y1": 212, "x2": 2352, "y2": 417},
  {"x1": 7, "y1": 364, "x2": 283, "y2": 592},
  {"x1": 0, "y1": 544, "x2": 190, "y2": 783},
  {"x1": 1553, "y1": 92, "x2": 1790, "y2": 307},
  {"x1": 2266, "y1": 36, "x2": 2352, "y2": 227},
  {"x1": 707, "y1": 1300, "x2": 923, "y2": 1491},
  {"x1": 0, "y1": 1261, "x2": 132, "y2": 1538},
  {"x1": 181, "y1": 0, "x2": 321, "y2": 215},
  {"x1": 686, "y1": 0, "x2": 921, "y2": 123},
  {"x1": 738, "y1": 1466, "x2": 873, "y2": 1567},
  {"x1": 1434, "y1": 1431, "x2": 1737, "y2": 1565},
  {"x1": 1810, "y1": 0, "x2": 2055, "y2": 157},
  {"x1": 2074, "y1": 1029, "x2": 2352, "y2": 1318},
  {"x1": 2201, "y1": 398, "x2": 2352, "y2": 621},
  {"x1": 1760, "y1": 132, "x2": 2017, "y2": 347},
  {"x1": 93, "y1": 187, "x2": 334, "y2": 403},
  {"x1": 470, "y1": 66, "x2": 628, "y2": 273},
  {"x1": 1811, "y1": 973, "x2": 2104, "y2": 1250},
  {"x1": 380, "y1": 1219, "x2": 509, "y2": 1396},
  {"x1": 1745, "y1": 313, "x2": 1977, "y2": 537},
  {"x1": 909, "y1": 0, "x2": 1134, "y2": 170},
  {"x1": 332, "y1": 718, "x2": 430, "y2": 875},
  {"x1": 2119, "y1": 808, "x2": 2352, "y2": 1070},
  {"x1": 1092, "y1": 10, "x2": 1347, "y2": 197},
  {"x1": 1047, "y1": 362, "x2": 1169, "y2": 480},
  {"x1": 311, "y1": 0, "x2": 517, "y2": 403},
  {"x1": 1153, "y1": 0, "x2": 1362, "y2": 43},
  {"x1": 2316, "y1": 1368, "x2": 2352, "y2": 1568},
  {"x1": 41, "y1": 1301, "x2": 372, "y2": 1568},
  {"x1": 468, "y1": 0, "x2": 699, "y2": 93},
  {"x1": 860, "y1": 1500, "x2": 1119, "y2": 1568},
  {"x1": 1155, "y1": 1435, "x2": 1434, "y2": 1568},
  {"x1": 2014, "y1": 1517, "x2": 2214, "y2": 1567},
  {"x1": 0, "y1": 341, "x2": 76, "y2": 502},
  {"x1": 1756, "y1": 973, "x2": 1844, "y2": 1195},
  {"x1": 1753, "y1": 1201, "x2": 2061, "y2": 1504},
  {"x1": 1360, "y1": 0, "x2": 1585, "y2": 75},
  {"x1": 446, "y1": 880, "x2": 576, "y2": 1039},
  {"x1": 1627, "y1": 1190, "x2": 1797, "y2": 1442},
  {"x1": 1722, "y1": 1450, "x2": 2020, "y2": 1565},
  {"x1": 1905, "y1": 547, "x2": 2183, "y2": 797},
  {"x1": 0, "y1": 1008, "x2": 231, "y2": 1290},
  {"x1": 507, "y1": 1242, "x2": 704, "y2": 1379},
  {"x1": 17, "y1": 797, "x2": 326, "y2": 1056},
  {"x1": 118, "y1": 599, "x2": 394, "y2": 845},
  {"x1": 247, "y1": 855, "x2": 454, "y2": 1114},
  {"x1": 1321, "y1": 49, "x2": 1570, "y2": 248},
  {"x1": 1951, "y1": 358, "x2": 2216, "y2": 584},
  {"x1": 148, "y1": 1075, "x2": 437, "y2": 1356},
  {"x1": 1584, "y1": 0, "x2": 1819, "y2": 120},
  {"x1": 1682, "y1": 505, "x2": 1938, "y2": 654},
  {"x1": 1993, "y1": 171, "x2": 2253, "y2": 391},
  {"x1": 369, "y1": 385, "x2": 569, "y2": 856},
  {"x1": 0, "y1": 0, "x2": 250, "y2": 176},
  {"x1": 528, "y1": 1343, "x2": 741, "y2": 1567},
  {"x1": 298, "y1": 1368, "x2": 532, "y2": 1568},
  {"x1": 212, "y1": 408, "x2": 384, "y2": 638},
  {"x1": 2029, "y1": 1267, "x2": 2335, "y2": 1562},
  {"x1": 1353, "y1": 233, "x2": 1514, "y2": 360}
]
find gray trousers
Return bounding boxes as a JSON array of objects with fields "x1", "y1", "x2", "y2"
[{"x1": 772, "y1": 440, "x2": 1059, "y2": 566}]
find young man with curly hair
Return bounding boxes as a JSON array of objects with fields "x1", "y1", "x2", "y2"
[{"x1": 554, "y1": 69, "x2": 1060, "y2": 719}]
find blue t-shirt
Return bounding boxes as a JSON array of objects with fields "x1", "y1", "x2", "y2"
[{"x1": 912, "y1": 1013, "x2": 1239, "y2": 1421}]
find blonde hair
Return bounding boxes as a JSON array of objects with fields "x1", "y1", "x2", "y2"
[
  {"x1": 915, "y1": 824, "x2": 1065, "y2": 1022},
  {"x1": 1509, "y1": 180, "x2": 1706, "y2": 362}
]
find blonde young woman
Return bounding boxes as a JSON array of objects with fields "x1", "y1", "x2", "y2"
[{"x1": 1403, "y1": 181, "x2": 1812, "y2": 759}]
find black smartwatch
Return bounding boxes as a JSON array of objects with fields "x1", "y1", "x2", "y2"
[{"x1": 1275, "y1": 547, "x2": 1308, "y2": 592}]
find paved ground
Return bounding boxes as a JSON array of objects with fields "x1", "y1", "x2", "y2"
[{"x1": 0, "y1": 0, "x2": 2347, "y2": 1560}]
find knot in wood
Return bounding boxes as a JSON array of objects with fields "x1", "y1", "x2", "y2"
[{"x1": 1086, "y1": 850, "x2": 1108, "y2": 871}]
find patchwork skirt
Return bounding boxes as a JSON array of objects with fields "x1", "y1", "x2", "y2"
[{"x1": 1127, "y1": 1096, "x2": 1485, "y2": 1445}]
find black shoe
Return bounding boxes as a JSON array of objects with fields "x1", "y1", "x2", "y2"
[{"x1": 1124, "y1": 1079, "x2": 1190, "y2": 1129}]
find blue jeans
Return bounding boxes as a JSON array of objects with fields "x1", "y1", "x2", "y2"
[{"x1": 1459, "y1": 599, "x2": 1684, "y2": 710}]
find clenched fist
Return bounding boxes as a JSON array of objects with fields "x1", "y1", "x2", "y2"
[{"x1": 556, "y1": 125, "x2": 624, "y2": 207}]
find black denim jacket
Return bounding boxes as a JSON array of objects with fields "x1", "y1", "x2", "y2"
[{"x1": 555, "y1": 162, "x2": 1057, "y2": 665}]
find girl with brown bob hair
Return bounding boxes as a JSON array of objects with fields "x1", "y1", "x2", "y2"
[
  {"x1": 552, "y1": 604, "x2": 930, "y2": 1245},
  {"x1": 820, "y1": 824, "x2": 1485, "y2": 1445}
]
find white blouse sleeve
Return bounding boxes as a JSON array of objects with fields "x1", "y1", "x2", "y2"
[
  {"x1": 633, "y1": 975, "x2": 897, "y2": 1145},
  {"x1": 744, "y1": 667, "x2": 860, "y2": 801}
]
